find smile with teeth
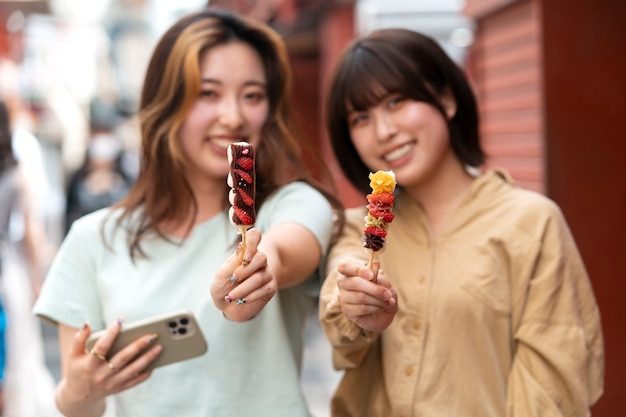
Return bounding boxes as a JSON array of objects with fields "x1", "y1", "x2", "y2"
[
  {"x1": 384, "y1": 142, "x2": 414, "y2": 162},
  {"x1": 211, "y1": 137, "x2": 247, "y2": 149}
]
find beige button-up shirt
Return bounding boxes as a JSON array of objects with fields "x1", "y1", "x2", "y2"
[{"x1": 320, "y1": 170, "x2": 604, "y2": 417}]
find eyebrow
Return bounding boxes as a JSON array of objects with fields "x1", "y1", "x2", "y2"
[{"x1": 201, "y1": 78, "x2": 267, "y2": 88}]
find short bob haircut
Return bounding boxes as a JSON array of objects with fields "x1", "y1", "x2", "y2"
[{"x1": 326, "y1": 28, "x2": 485, "y2": 194}]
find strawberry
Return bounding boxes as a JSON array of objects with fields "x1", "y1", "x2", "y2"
[
  {"x1": 236, "y1": 157, "x2": 254, "y2": 171},
  {"x1": 363, "y1": 225, "x2": 387, "y2": 238},
  {"x1": 237, "y1": 188, "x2": 254, "y2": 206},
  {"x1": 366, "y1": 192, "x2": 395, "y2": 205},
  {"x1": 368, "y1": 206, "x2": 393, "y2": 219},
  {"x1": 234, "y1": 169, "x2": 253, "y2": 183},
  {"x1": 381, "y1": 212, "x2": 394, "y2": 222},
  {"x1": 232, "y1": 206, "x2": 255, "y2": 225}
]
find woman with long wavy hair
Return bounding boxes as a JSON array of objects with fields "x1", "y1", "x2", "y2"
[{"x1": 34, "y1": 9, "x2": 342, "y2": 417}]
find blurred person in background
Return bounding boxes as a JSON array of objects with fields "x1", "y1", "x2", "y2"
[
  {"x1": 33, "y1": 8, "x2": 342, "y2": 417},
  {"x1": 0, "y1": 58, "x2": 52, "y2": 228},
  {"x1": 319, "y1": 28, "x2": 603, "y2": 417},
  {"x1": 0, "y1": 99, "x2": 61, "y2": 417},
  {"x1": 64, "y1": 121, "x2": 134, "y2": 234}
]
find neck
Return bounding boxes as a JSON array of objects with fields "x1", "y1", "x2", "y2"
[
  {"x1": 405, "y1": 155, "x2": 476, "y2": 236},
  {"x1": 163, "y1": 175, "x2": 227, "y2": 238}
]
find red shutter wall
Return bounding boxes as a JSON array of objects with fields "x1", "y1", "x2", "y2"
[
  {"x1": 466, "y1": 0, "x2": 626, "y2": 414},
  {"x1": 467, "y1": 0, "x2": 545, "y2": 193}
]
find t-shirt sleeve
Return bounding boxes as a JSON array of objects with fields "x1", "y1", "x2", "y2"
[
  {"x1": 257, "y1": 182, "x2": 335, "y2": 257},
  {"x1": 256, "y1": 182, "x2": 335, "y2": 296},
  {"x1": 33, "y1": 212, "x2": 106, "y2": 330}
]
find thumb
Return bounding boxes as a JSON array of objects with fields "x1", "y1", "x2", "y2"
[{"x1": 239, "y1": 228, "x2": 262, "y2": 266}]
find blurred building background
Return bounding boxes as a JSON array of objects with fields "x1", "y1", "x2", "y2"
[{"x1": 0, "y1": 0, "x2": 624, "y2": 416}]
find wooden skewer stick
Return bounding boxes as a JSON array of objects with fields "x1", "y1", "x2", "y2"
[
  {"x1": 367, "y1": 251, "x2": 379, "y2": 282},
  {"x1": 238, "y1": 225, "x2": 249, "y2": 264}
]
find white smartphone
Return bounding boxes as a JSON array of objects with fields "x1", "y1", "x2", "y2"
[{"x1": 85, "y1": 309, "x2": 208, "y2": 370}]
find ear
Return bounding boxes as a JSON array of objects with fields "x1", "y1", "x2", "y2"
[{"x1": 439, "y1": 89, "x2": 457, "y2": 120}]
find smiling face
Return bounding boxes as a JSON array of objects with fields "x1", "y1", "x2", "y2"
[
  {"x1": 326, "y1": 29, "x2": 484, "y2": 195},
  {"x1": 347, "y1": 92, "x2": 457, "y2": 189},
  {"x1": 178, "y1": 41, "x2": 269, "y2": 187}
]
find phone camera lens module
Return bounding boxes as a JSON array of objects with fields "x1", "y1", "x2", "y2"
[
  {"x1": 178, "y1": 327, "x2": 187, "y2": 335},
  {"x1": 168, "y1": 321, "x2": 178, "y2": 328},
  {"x1": 180, "y1": 318, "x2": 189, "y2": 325}
]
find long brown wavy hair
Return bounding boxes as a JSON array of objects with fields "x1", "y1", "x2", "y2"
[{"x1": 111, "y1": 8, "x2": 343, "y2": 259}]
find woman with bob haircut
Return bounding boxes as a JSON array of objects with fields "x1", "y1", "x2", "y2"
[
  {"x1": 319, "y1": 28, "x2": 603, "y2": 417},
  {"x1": 34, "y1": 8, "x2": 342, "y2": 417}
]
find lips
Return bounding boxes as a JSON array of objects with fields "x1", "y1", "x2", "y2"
[
  {"x1": 210, "y1": 136, "x2": 249, "y2": 150},
  {"x1": 383, "y1": 141, "x2": 415, "y2": 162}
]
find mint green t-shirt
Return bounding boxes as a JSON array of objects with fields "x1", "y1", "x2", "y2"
[{"x1": 34, "y1": 182, "x2": 334, "y2": 417}]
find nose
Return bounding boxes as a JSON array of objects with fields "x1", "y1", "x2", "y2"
[
  {"x1": 218, "y1": 96, "x2": 244, "y2": 130},
  {"x1": 373, "y1": 108, "x2": 397, "y2": 142}
]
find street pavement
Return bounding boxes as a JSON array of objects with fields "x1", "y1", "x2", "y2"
[{"x1": 41, "y1": 305, "x2": 342, "y2": 417}]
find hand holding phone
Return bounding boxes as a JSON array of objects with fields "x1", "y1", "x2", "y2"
[{"x1": 85, "y1": 310, "x2": 208, "y2": 370}]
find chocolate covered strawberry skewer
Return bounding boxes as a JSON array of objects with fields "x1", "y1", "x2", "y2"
[
  {"x1": 227, "y1": 142, "x2": 256, "y2": 264},
  {"x1": 362, "y1": 170, "x2": 396, "y2": 279}
]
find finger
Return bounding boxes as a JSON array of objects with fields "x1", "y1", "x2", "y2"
[
  {"x1": 233, "y1": 251, "x2": 267, "y2": 283},
  {"x1": 342, "y1": 302, "x2": 390, "y2": 318},
  {"x1": 89, "y1": 319, "x2": 123, "y2": 359},
  {"x1": 228, "y1": 276, "x2": 276, "y2": 306},
  {"x1": 226, "y1": 257, "x2": 272, "y2": 301},
  {"x1": 220, "y1": 229, "x2": 263, "y2": 283},
  {"x1": 338, "y1": 275, "x2": 393, "y2": 304},
  {"x1": 213, "y1": 242, "x2": 246, "y2": 288},
  {"x1": 337, "y1": 259, "x2": 375, "y2": 281},
  {"x1": 115, "y1": 370, "x2": 153, "y2": 394},
  {"x1": 224, "y1": 247, "x2": 267, "y2": 290},
  {"x1": 376, "y1": 273, "x2": 393, "y2": 289},
  {"x1": 222, "y1": 280, "x2": 276, "y2": 322},
  {"x1": 115, "y1": 344, "x2": 163, "y2": 377},
  {"x1": 244, "y1": 228, "x2": 262, "y2": 250},
  {"x1": 224, "y1": 276, "x2": 275, "y2": 307},
  {"x1": 240, "y1": 228, "x2": 262, "y2": 265},
  {"x1": 109, "y1": 333, "x2": 160, "y2": 371},
  {"x1": 339, "y1": 287, "x2": 391, "y2": 309}
]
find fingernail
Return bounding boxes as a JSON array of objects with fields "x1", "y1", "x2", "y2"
[
  {"x1": 225, "y1": 295, "x2": 233, "y2": 303},
  {"x1": 147, "y1": 333, "x2": 159, "y2": 343},
  {"x1": 116, "y1": 318, "x2": 124, "y2": 327},
  {"x1": 82, "y1": 321, "x2": 90, "y2": 332},
  {"x1": 229, "y1": 273, "x2": 237, "y2": 283},
  {"x1": 242, "y1": 253, "x2": 251, "y2": 266},
  {"x1": 236, "y1": 298, "x2": 247, "y2": 305}
]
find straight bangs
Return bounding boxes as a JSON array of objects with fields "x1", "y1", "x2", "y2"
[{"x1": 338, "y1": 43, "x2": 436, "y2": 116}]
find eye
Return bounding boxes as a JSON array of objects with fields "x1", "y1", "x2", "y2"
[
  {"x1": 387, "y1": 95, "x2": 404, "y2": 109},
  {"x1": 243, "y1": 90, "x2": 267, "y2": 103},
  {"x1": 348, "y1": 112, "x2": 369, "y2": 127},
  {"x1": 200, "y1": 89, "x2": 218, "y2": 99}
]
